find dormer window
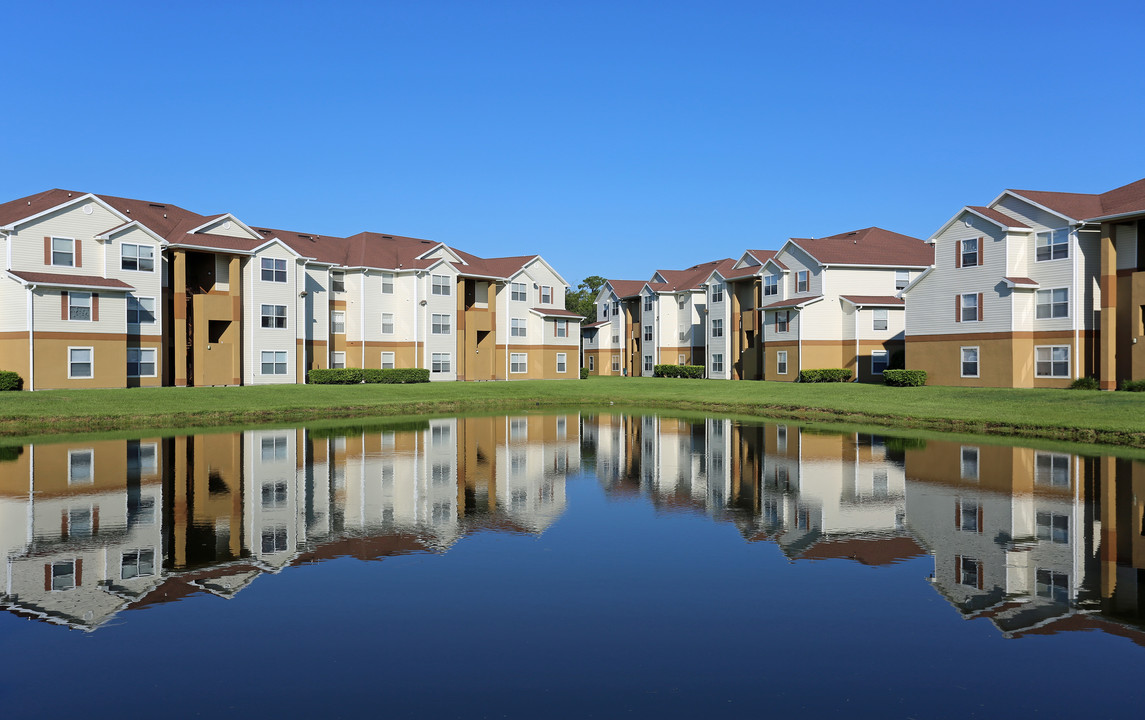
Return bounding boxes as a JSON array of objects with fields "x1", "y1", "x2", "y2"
[
  {"x1": 261, "y1": 258, "x2": 287, "y2": 282},
  {"x1": 959, "y1": 238, "x2": 980, "y2": 268},
  {"x1": 1036, "y1": 228, "x2": 1069, "y2": 261}
]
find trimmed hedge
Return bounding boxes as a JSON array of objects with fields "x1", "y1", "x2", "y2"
[
  {"x1": 882, "y1": 369, "x2": 927, "y2": 387},
  {"x1": 0, "y1": 371, "x2": 23, "y2": 391},
  {"x1": 580, "y1": 368, "x2": 589, "y2": 379},
  {"x1": 798, "y1": 368, "x2": 852, "y2": 383},
  {"x1": 1121, "y1": 378, "x2": 1145, "y2": 392},
  {"x1": 1069, "y1": 376, "x2": 1099, "y2": 390},
  {"x1": 654, "y1": 364, "x2": 704, "y2": 378},
  {"x1": 308, "y1": 368, "x2": 430, "y2": 385}
]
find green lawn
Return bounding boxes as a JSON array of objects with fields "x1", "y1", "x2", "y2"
[{"x1": 1, "y1": 377, "x2": 1144, "y2": 446}]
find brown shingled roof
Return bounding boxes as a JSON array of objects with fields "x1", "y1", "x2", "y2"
[
  {"x1": 8, "y1": 270, "x2": 134, "y2": 290},
  {"x1": 789, "y1": 227, "x2": 933, "y2": 267},
  {"x1": 0, "y1": 189, "x2": 90, "y2": 227},
  {"x1": 1092, "y1": 176, "x2": 1145, "y2": 219},
  {"x1": 967, "y1": 206, "x2": 1030, "y2": 229},
  {"x1": 840, "y1": 295, "x2": 904, "y2": 306},
  {"x1": 607, "y1": 280, "x2": 646, "y2": 299},
  {"x1": 760, "y1": 295, "x2": 823, "y2": 310},
  {"x1": 653, "y1": 258, "x2": 736, "y2": 291},
  {"x1": 1007, "y1": 188, "x2": 1104, "y2": 221},
  {"x1": 532, "y1": 307, "x2": 583, "y2": 318},
  {"x1": 800, "y1": 536, "x2": 925, "y2": 566}
]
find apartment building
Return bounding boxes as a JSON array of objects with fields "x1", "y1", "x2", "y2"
[
  {"x1": 705, "y1": 228, "x2": 931, "y2": 381},
  {"x1": 0, "y1": 189, "x2": 580, "y2": 388}
]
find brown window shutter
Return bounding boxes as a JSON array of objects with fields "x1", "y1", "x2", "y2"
[
  {"x1": 61, "y1": 291, "x2": 69, "y2": 320},
  {"x1": 954, "y1": 295, "x2": 960, "y2": 323},
  {"x1": 955, "y1": 242, "x2": 961, "y2": 269},
  {"x1": 978, "y1": 504, "x2": 983, "y2": 533},
  {"x1": 978, "y1": 237, "x2": 984, "y2": 266},
  {"x1": 977, "y1": 561, "x2": 984, "y2": 590},
  {"x1": 61, "y1": 510, "x2": 67, "y2": 537},
  {"x1": 44, "y1": 564, "x2": 51, "y2": 591},
  {"x1": 92, "y1": 294, "x2": 99, "y2": 322},
  {"x1": 75, "y1": 558, "x2": 82, "y2": 587},
  {"x1": 44, "y1": 237, "x2": 51, "y2": 265},
  {"x1": 954, "y1": 500, "x2": 961, "y2": 528},
  {"x1": 75, "y1": 238, "x2": 82, "y2": 268},
  {"x1": 774, "y1": 312, "x2": 778, "y2": 332},
  {"x1": 92, "y1": 506, "x2": 100, "y2": 534},
  {"x1": 954, "y1": 555, "x2": 962, "y2": 583},
  {"x1": 977, "y1": 292, "x2": 984, "y2": 321}
]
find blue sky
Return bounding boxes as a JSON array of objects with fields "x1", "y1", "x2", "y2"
[{"x1": 3, "y1": 1, "x2": 1143, "y2": 286}]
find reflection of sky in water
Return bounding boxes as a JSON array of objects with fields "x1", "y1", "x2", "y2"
[{"x1": 0, "y1": 415, "x2": 1141, "y2": 717}]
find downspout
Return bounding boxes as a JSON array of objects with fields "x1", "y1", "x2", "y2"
[
  {"x1": 797, "y1": 307, "x2": 803, "y2": 381},
  {"x1": 360, "y1": 270, "x2": 367, "y2": 370},
  {"x1": 854, "y1": 303, "x2": 860, "y2": 382},
  {"x1": 27, "y1": 284, "x2": 35, "y2": 391},
  {"x1": 1072, "y1": 226, "x2": 1080, "y2": 379},
  {"x1": 413, "y1": 271, "x2": 420, "y2": 370}
]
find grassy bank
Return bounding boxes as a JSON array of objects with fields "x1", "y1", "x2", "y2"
[{"x1": 2, "y1": 377, "x2": 1145, "y2": 446}]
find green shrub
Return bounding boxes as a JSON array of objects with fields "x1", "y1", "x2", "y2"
[
  {"x1": 1121, "y1": 378, "x2": 1145, "y2": 392},
  {"x1": 654, "y1": 364, "x2": 704, "y2": 378},
  {"x1": 798, "y1": 368, "x2": 852, "y2": 383},
  {"x1": 1069, "y1": 376, "x2": 1099, "y2": 390},
  {"x1": 308, "y1": 368, "x2": 429, "y2": 385},
  {"x1": 883, "y1": 369, "x2": 927, "y2": 387},
  {"x1": 580, "y1": 368, "x2": 589, "y2": 380},
  {"x1": 0, "y1": 371, "x2": 24, "y2": 391}
]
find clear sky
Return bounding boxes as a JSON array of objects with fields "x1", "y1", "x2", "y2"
[{"x1": 3, "y1": 1, "x2": 1143, "y2": 287}]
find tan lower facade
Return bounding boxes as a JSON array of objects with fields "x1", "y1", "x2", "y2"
[
  {"x1": 907, "y1": 331, "x2": 1094, "y2": 388},
  {"x1": 497, "y1": 345, "x2": 578, "y2": 380}
]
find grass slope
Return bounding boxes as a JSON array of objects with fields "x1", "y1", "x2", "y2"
[{"x1": 0, "y1": 377, "x2": 1142, "y2": 446}]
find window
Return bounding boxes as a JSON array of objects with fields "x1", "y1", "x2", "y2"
[
  {"x1": 511, "y1": 282, "x2": 528, "y2": 301},
  {"x1": 127, "y1": 348, "x2": 156, "y2": 377},
  {"x1": 121, "y1": 244, "x2": 154, "y2": 272},
  {"x1": 510, "y1": 353, "x2": 527, "y2": 373},
  {"x1": 127, "y1": 441, "x2": 157, "y2": 473},
  {"x1": 588, "y1": 356, "x2": 595, "y2": 371},
  {"x1": 1035, "y1": 452, "x2": 1070, "y2": 487},
  {"x1": 1036, "y1": 288, "x2": 1069, "y2": 319},
  {"x1": 871, "y1": 350, "x2": 888, "y2": 375},
  {"x1": 958, "y1": 499, "x2": 982, "y2": 533},
  {"x1": 776, "y1": 424, "x2": 788, "y2": 451},
  {"x1": 960, "y1": 237, "x2": 979, "y2": 268},
  {"x1": 555, "y1": 319, "x2": 568, "y2": 338},
  {"x1": 775, "y1": 310, "x2": 790, "y2": 333},
  {"x1": 711, "y1": 282, "x2": 724, "y2": 303},
  {"x1": 331, "y1": 351, "x2": 345, "y2": 369},
  {"x1": 712, "y1": 318, "x2": 723, "y2": 338},
  {"x1": 956, "y1": 556, "x2": 982, "y2": 588},
  {"x1": 541, "y1": 286, "x2": 553, "y2": 304},
  {"x1": 796, "y1": 271, "x2": 809, "y2": 293},
  {"x1": 69, "y1": 347, "x2": 93, "y2": 378},
  {"x1": 644, "y1": 355, "x2": 652, "y2": 372},
  {"x1": 261, "y1": 435, "x2": 288, "y2": 461},
  {"x1": 1036, "y1": 512, "x2": 1069, "y2": 544},
  {"x1": 331, "y1": 271, "x2": 345, "y2": 293},
  {"x1": 69, "y1": 449, "x2": 93, "y2": 484},
  {"x1": 1036, "y1": 569, "x2": 1069, "y2": 603},
  {"x1": 678, "y1": 353, "x2": 686, "y2": 364},
  {"x1": 381, "y1": 312, "x2": 394, "y2": 334},
  {"x1": 380, "y1": 352, "x2": 395, "y2": 369},
  {"x1": 611, "y1": 301, "x2": 619, "y2": 315},
  {"x1": 1035, "y1": 345, "x2": 1070, "y2": 377},
  {"x1": 68, "y1": 292, "x2": 92, "y2": 321},
  {"x1": 432, "y1": 275, "x2": 451, "y2": 296},
  {"x1": 612, "y1": 335, "x2": 619, "y2": 345},
  {"x1": 895, "y1": 270, "x2": 909, "y2": 290},
  {"x1": 261, "y1": 481, "x2": 288, "y2": 509},
  {"x1": 643, "y1": 295, "x2": 652, "y2": 312},
  {"x1": 127, "y1": 296, "x2": 155, "y2": 325},
  {"x1": 381, "y1": 273, "x2": 394, "y2": 293},
  {"x1": 960, "y1": 347, "x2": 979, "y2": 378},
  {"x1": 261, "y1": 351, "x2": 287, "y2": 375},
  {"x1": 432, "y1": 352, "x2": 451, "y2": 373},
  {"x1": 777, "y1": 351, "x2": 788, "y2": 375},
  {"x1": 50, "y1": 561, "x2": 76, "y2": 591},
  {"x1": 121, "y1": 549, "x2": 155, "y2": 580},
  {"x1": 331, "y1": 311, "x2": 345, "y2": 334},
  {"x1": 712, "y1": 353, "x2": 724, "y2": 373},
  {"x1": 764, "y1": 274, "x2": 778, "y2": 296},
  {"x1": 556, "y1": 353, "x2": 567, "y2": 373},
  {"x1": 261, "y1": 526, "x2": 289, "y2": 553},
  {"x1": 873, "y1": 309, "x2": 888, "y2": 331},
  {"x1": 261, "y1": 257, "x2": 287, "y2": 282},
  {"x1": 612, "y1": 355, "x2": 620, "y2": 372},
  {"x1": 51, "y1": 237, "x2": 74, "y2": 267},
  {"x1": 960, "y1": 447, "x2": 979, "y2": 479},
  {"x1": 1036, "y1": 228, "x2": 1069, "y2": 261},
  {"x1": 511, "y1": 318, "x2": 527, "y2": 337},
  {"x1": 262, "y1": 304, "x2": 287, "y2": 329},
  {"x1": 432, "y1": 313, "x2": 451, "y2": 335},
  {"x1": 959, "y1": 293, "x2": 980, "y2": 322},
  {"x1": 644, "y1": 325, "x2": 653, "y2": 342}
]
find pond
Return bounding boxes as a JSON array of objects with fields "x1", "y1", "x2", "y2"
[{"x1": 1, "y1": 413, "x2": 1143, "y2": 717}]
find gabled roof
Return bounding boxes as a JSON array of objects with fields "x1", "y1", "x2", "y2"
[
  {"x1": 606, "y1": 279, "x2": 647, "y2": 299},
  {"x1": 1086, "y1": 176, "x2": 1145, "y2": 221},
  {"x1": 1002, "y1": 276, "x2": 1039, "y2": 289},
  {"x1": 966, "y1": 206, "x2": 1030, "y2": 229},
  {"x1": 760, "y1": 295, "x2": 823, "y2": 310},
  {"x1": 745, "y1": 249, "x2": 781, "y2": 267},
  {"x1": 530, "y1": 307, "x2": 583, "y2": 319},
  {"x1": 1005, "y1": 188, "x2": 1104, "y2": 223},
  {"x1": 651, "y1": 258, "x2": 736, "y2": 291},
  {"x1": 787, "y1": 227, "x2": 933, "y2": 267},
  {"x1": 7, "y1": 270, "x2": 134, "y2": 290}
]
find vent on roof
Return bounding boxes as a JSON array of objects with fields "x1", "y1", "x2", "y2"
[
  {"x1": 381, "y1": 235, "x2": 393, "y2": 239},
  {"x1": 149, "y1": 203, "x2": 166, "y2": 208},
  {"x1": 420, "y1": 240, "x2": 432, "y2": 244}
]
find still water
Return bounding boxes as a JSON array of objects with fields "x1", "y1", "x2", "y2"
[{"x1": 2, "y1": 414, "x2": 1144, "y2": 718}]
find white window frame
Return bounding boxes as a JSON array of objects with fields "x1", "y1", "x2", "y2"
[
  {"x1": 776, "y1": 311, "x2": 789, "y2": 333},
  {"x1": 68, "y1": 448, "x2": 94, "y2": 484},
  {"x1": 644, "y1": 325, "x2": 653, "y2": 342},
  {"x1": 678, "y1": 353, "x2": 686, "y2": 364},
  {"x1": 960, "y1": 446, "x2": 979, "y2": 480},
  {"x1": 556, "y1": 353, "x2": 567, "y2": 373},
  {"x1": 871, "y1": 350, "x2": 888, "y2": 375},
  {"x1": 331, "y1": 310, "x2": 345, "y2": 334},
  {"x1": 711, "y1": 282, "x2": 724, "y2": 303},
  {"x1": 51, "y1": 236, "x2": 75, "y2": 267},
  {"x1": 261, "y1": 350, "x2": 288, "y2": 375},
  {"x1": 895, "y1": 270, "x2": 909, "y2": 290},
  {"x1": 555, "y1": 319, "x2": 568, "y2": 338},
  {"x1": 588, "y1": 355, "x2": 595, "y2": 371},
  {"x1": 381, "y1": 273, "x2": 394, "y2": 294},
  {"x1": 1035, "y1": 345, "x2": 1071, "y2": 378},
  {"x1": 330, "y1": 270, "x2": 346, "y2": 293},
  {"x1": 711, "y1": 353, "x2": 724, "y2": 373},
  {"x1": 432, "y1": 313, "x2": 451, "y2": 335},
  {"x1": 381, "y1": 312, "x2": 394, "y2": 335},
  {"x1": 120, "y1": 243, "x2": 155, "y2": 272},
  {"x1": 712, "y1": 318, "x2": 723, "y2": 338},
  {"x1": 643, "y1": 295, "x2": 652, "y2": 312},
  {"x1": 1035, "y1": 452, "x2": 1070, "y2": 487},
  {"x1": 380, "y1": 351, "x2": 395, "y2": 369},
  {"x1": 796, "y1": 271, "x2": 808, "y2": 293},
  {"x1": 960, "y1": 346, "x2": 979, "y2": 378},
  {"x1": 68, "y1": 346, "x2": 93, "y2": 379},
  {"x1": 960, "y1": 237, "x2": 979, "y2": 268},
  {"x1": 511, "y1": 318, "x2": 527, "y2": 338},
  {"x1": 872, "y1": 308, "x2": 888, "y2": 331},
  {"x1": 764, "y1": 274, "x2": 778, "y2": 296},
  {"x1": 512, "y1": 282, "x2": 528, "y2": 302},
  {"x1": 644, "y1": 355, "x2": 652, "y2": 372},
  {"x1": 1036, "y1": 228, "x2": 1069, "y2": 262},
  {"x1": 127, "y1": 295, "x2": 156, "y2": 325},
  {"x1": 777, "y1": 350, "x2": 788, "y2": 375},
  {"x1": 331, "y1": 351, "x2": 346, "y2": 369},
  {"x1": 68, "y1": 291, "x2": 92, "y2": 322},
  {"x1": 127, "y1": 347, "x2": 157, "y2": 377},
  {"x1": 431, "y1": 352, "x2": 451, "y2": 373},
  {"x1": 510, "y1": 352, "x2": 527, "y2": 374},
  {"x1": 1036, "y1": 288, "x2": 1069, "y2": 319},
  {"x1": 611, "y1": 355, "x2": 620, "y2": 372},
  {"x1": 262, "y1": 304, "x2": 287, "y2": 329},
  {"x1": 432, "y1": 274, "x2": 451, "y2": 296},
  {"x1": 261, "y1": 257, "x2": 287, "y2": 283},
  {"x1": 541, "y1": 286, "x2": 553, "y2": 304},
  {"x1": 960, "y1": 293, "x2": 979, "y2": 322}
]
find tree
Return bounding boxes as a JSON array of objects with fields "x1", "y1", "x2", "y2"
[{"x1": 565, "y1": 275, "x2": 606, "y2": 321}]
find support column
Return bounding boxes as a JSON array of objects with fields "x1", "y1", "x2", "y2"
[
  {"x1": 1100, "y1": 222, "x2": 1118, "y2": 390},
  {"x1": 173, "y1": 251, "x2": 188, "y2": 386},
  {"x1": 229, "y1": 256, "x2": 242, "y2": 386}
]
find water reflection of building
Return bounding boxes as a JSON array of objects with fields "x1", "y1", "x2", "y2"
[{"x1": 0, "y1": 414, "x2": 580, "y2": 631}]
